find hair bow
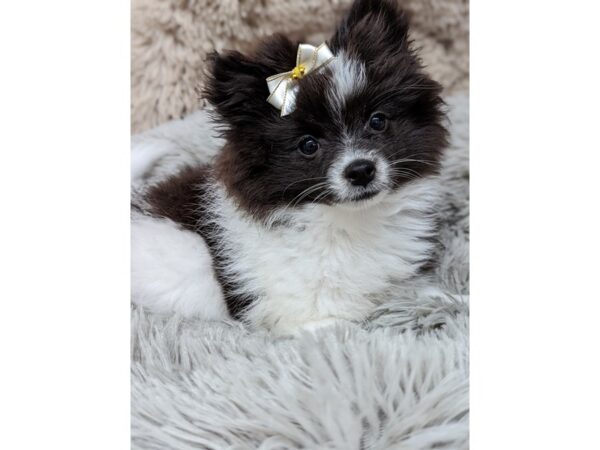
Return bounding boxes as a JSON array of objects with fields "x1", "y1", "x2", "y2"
[{"x1": 266, "y1": 43, "x2": 335, "y2": 117}]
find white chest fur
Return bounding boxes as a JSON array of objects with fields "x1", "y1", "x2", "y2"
[{"x1": 211, "y1": 177, "x2": 440, "y2": 332}]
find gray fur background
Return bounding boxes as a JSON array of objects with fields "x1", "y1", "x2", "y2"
[{"x1": 131, "y1": 93, "x2": 469, "y2": 450}]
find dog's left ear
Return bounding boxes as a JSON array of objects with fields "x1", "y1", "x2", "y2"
[{"x1": 329, "y1": 0, "x2": 410, "y2": 62}]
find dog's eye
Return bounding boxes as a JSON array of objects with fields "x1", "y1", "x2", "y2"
[
  {"x1": 369, "y1": 113, "x2": 387, "y2": 132},
  {"x1": 298, "y1": 136, "x2": 320, "y2": 156}
]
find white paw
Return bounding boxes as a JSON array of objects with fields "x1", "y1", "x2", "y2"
[{"x1": 131, "y1": 214, "x2": 228, "y2": 320}]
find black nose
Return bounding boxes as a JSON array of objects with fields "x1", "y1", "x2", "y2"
[{"x1": 344, "y1": 159, "x2": 376, "y2": 187}]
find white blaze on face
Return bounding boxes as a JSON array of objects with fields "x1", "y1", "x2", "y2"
[
  {"x1": 325, "y1": 53, "x2": 390, "y2": 203},
  {"x1": 326, "y1": 52, "x2": 367, "y2": 114}
]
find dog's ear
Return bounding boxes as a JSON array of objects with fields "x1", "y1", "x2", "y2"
[
  {"x1": 329, "y1": 0, "x2": 410, "y2": 63},
  {"x1": 204, "y1": 34, "x2": 296, "y2": 132}
]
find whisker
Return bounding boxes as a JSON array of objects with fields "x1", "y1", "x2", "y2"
[
  {"x1": 281, "y1": 176, "x2": 328, "y2": 198},
  {"x1": 389, "y1": 158, "x2": 436, "y2": 167},
  {"x1": 389, "y1": 166, "x2": 423, "y2": 178},
  {"x1": 311, "y1": 188, "x2": 335, "y2": 204},
  {"x1": 276, "y1": 182, "x2": 328, "y2": 217},
  {"x1": 388, "y1": 169, "x2": 422, "y2": 181},
  {"x1": 287, "y1": 181, "x2": 329, "y2": 209},
  {"x1": 386, "y1": 151, "x2": 438, "y2": 165}
]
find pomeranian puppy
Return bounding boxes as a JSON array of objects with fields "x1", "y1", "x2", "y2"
[{"x1": 131, "y1": 0, "x2": 448, "y2": 333}]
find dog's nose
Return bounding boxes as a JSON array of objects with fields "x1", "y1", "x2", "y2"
[{"x1": 344, "y1": 159, "x2": 376, "y2": 187}]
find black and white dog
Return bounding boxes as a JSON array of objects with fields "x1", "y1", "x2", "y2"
[{"x1": 132, "y1": 0, "x2": 448, "y2": 333}]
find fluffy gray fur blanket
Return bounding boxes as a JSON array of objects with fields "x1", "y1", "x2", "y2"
[{"x1": 131, "y1": 93, "x2": 469, "y2": 450}]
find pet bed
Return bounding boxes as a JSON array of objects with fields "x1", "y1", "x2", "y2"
[{"x1": 131, "y1": 92, "x2": 469, "y2": 450}]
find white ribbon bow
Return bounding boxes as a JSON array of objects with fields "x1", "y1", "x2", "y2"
[{"x1": 266, "y1": 43, "x2": 335, "y2": 117}]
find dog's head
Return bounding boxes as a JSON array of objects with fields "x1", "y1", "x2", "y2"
[{"x1": 205, "y1": 0, "x2": 448, "y2": 220}]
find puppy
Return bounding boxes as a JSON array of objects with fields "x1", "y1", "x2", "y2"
[{"x1": 131, "y1": 0, "x2": 448, "y2": 333}]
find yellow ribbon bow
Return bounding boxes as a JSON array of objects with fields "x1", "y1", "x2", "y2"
[{"x1": 266, "y1": 43, "x2": 335, "y2": 117}]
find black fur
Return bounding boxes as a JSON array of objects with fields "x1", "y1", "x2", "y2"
[{"x1": 202, "y1": 0, "x2": 447, "y2": 221}]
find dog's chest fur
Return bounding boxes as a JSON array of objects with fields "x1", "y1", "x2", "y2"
[{"x1": 210, "y1": 177, "x2": 439, "y2": 331}]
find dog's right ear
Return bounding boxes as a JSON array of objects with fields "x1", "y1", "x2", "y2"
[
  {"x1": 204, "y1": 35, "x2": 297, "y2": 131},
  {"x1": 329, "y1": 0, "x2": 410, "y2": 62}
]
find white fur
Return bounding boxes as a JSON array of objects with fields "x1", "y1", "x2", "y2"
[
  {"x1": 210, "y1": 177, "x2": 440, "y2": 333},
  {"x1": 131, "y1": 212, "x2": 228, "y2": 320},
  {"x1": 328, "y1": 148, "x2": 390, "y2": 201},
  {"x1": 327, "y1": 52, "x2": 367, "y2": 112}
]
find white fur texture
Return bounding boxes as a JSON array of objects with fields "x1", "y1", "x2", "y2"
[
  {"x1": 132, "y1": 294, "x2": 469, "y2": 450},
  {"x1": 327, "y1": 52, "x2": 367, "y2": 112},
  {"x1": 328, "y1": 148, "x2": 391, "y2": 200},
  {"x1": 131, "y1": 213, "x2": 228, "y2": 320},
  {"x1": 211, "y1": 177, "x2": 439, "y2": 333}
]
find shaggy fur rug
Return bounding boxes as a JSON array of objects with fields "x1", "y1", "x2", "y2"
[
  {"x1": 131, "y1": 93, "x2": 469, "y2": 449},
  {"x1": 131, "y1": 0, "x2": 468, "y2": 133}
]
